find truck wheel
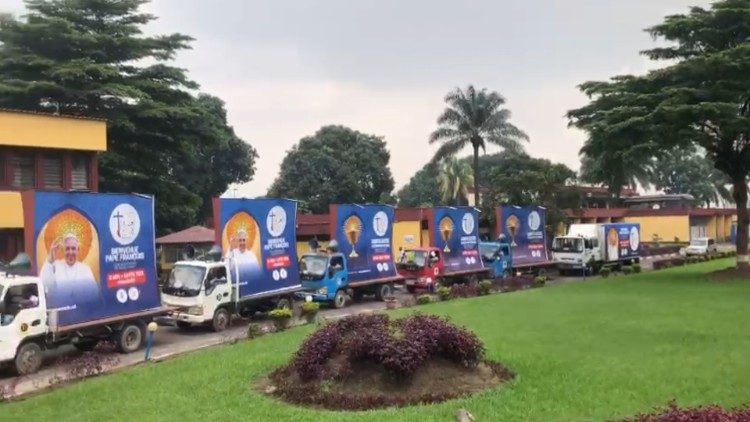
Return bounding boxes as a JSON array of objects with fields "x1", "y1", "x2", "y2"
[
  {"x1": 73, "y1": 338, "x2": 100, "y2": 352},
  {"x1": 333, "y1": 289, "x2": 347, "y2": 309},
  {"x1": 116, "y1": 323, "x2": 144, "y2": 353},
  {"x1": 537, "y1": 268, "x2": 548, "y2": 278},
  {"x1": 212, "y1": 308, "x2": 230, "y2": 332},
  {"x1": 502, "y1": 270, "x2": 511, "y2": 279},
  {"x1": 276, "y1": 297, "x2": 292, "y2": 310},
  {"x1": 466, "y1": 274, "x2": 479, "y2": 284},
  {"x1": 375, "y1": 284, "x2": 392, "y2": 301},
  {"x1": 406, "y1": 286, "x2": 416, "y2": 294},
  {"x1": 15, "y1": 342, "x2": 43, "y2": 376}
]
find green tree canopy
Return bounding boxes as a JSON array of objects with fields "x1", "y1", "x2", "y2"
[
  {"x1": 429, "y1": 85, "x2": 528, "y2": 207},
  {"x1": 438, "y1": 158, "x2": 473, "y2": 206},
  {"x1": 650, "y1": 146, "x2": 731, "y2": 207},
  {"x1": 396, "y1": 164, "x2": 441, "y2": 208},
  {"x1": 267, "y1": 125, "x2": 395, "y2": 214},
  {"x1": 568, "y1": 0, "x2": 750, "y2": 269},
  {"x1": 0, "y1": 0, "x2": 256, "y2": 233}
]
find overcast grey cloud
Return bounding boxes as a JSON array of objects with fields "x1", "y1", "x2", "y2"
[{"x1": 3, "y1": 0, "x2": 712, "y2": 197}]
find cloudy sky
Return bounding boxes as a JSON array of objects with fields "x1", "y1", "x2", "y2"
[{"x1": 4, "y1": 0, "x2": 710, "y2": 197}]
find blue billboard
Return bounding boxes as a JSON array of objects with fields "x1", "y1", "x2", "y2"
[
  {"x1": 22, "y1": 191, "x2": 161, "y2": 328},
  {"x1": 431, "y1": 207, "x2": 484, "y2": 273},
  {"x1": 332, "y1": 204, "x2": 399, "y2": 283},
  {"x1": 603, "y1": 223, "x2": 641, "y2": 262},
  {"x1": 496, "y1": 206, "x2": 549, "y2": 266},
  {"x1": 213, "y1": 198, "x2": 300, "y2": 298}
]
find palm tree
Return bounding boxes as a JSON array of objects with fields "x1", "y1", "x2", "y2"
[
  {"x1": 429, "y1": 85, "x2": 528, "y2": 207},
  {"x1": 438, "y1": 158, "x2": 474, "y2": 205}
]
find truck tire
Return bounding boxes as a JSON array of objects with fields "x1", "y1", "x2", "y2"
[
  {"x1": 375, "y1": 284, "x2": 392, "y2": 301},
  {"x1": 276, "y1": 296, "x2": 292, "y2": 310},
  {"x1": 333, "y1": 289, "x2": 347, "y2": 309},
  {"x1": 211, "y1": 308, "x2": 230, "y2": 332},
  {"x1": 73, "y1": 338, "x2": 100, "y2": 352},
  {"x1": 406, "y1": 286, "x2": 416, "y2": 294},
  {"x1": 116, "y1": 323, "x2": 144, "y2": 353},
  {"x1": 15, "y1": 342, "x2": 43, "y2": 376}
]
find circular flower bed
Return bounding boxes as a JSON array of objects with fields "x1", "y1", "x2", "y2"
[{"x1": 259, "y1": 313, "x2": 513, "y2": 410}]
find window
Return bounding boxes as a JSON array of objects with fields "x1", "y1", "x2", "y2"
[
  {"x1": 10, "y1": 153, "x2": 35, "y2": 188},
  {"x1": 330, "y1": 256, "x2": 344, "y2": 272},
  {"x1": 43, "y1": 155, "x2": 63, "y2": 189},
  {"x1": 71, "y1": 154, "x2": 90, "y2": 189}
]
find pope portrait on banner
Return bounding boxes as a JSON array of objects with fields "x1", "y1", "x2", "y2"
[{"x1": 40, "y1": 233, "x2": 101, "y2": 308}]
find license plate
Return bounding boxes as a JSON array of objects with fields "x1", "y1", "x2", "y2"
[{"x1": 406, "y1": 279, "x2": 415, "y2": 285}]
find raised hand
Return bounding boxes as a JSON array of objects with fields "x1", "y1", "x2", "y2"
[
  {"x1": 48, "y1": 239, "x2": 61, "y2": 263},
  {"x1": 229, "y1": 235, "x2": 238, "y2": 250}
]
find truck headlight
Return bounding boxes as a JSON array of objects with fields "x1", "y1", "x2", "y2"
[
  {"x1": 316, "y1": 287, "x2": 328, "y2": 295},
  {"x1": 418, "y1": 277, "x2": 433, "y2": 284},
  {"x1": 187, "y1": 306, "x2": 203, "y2": 316}
]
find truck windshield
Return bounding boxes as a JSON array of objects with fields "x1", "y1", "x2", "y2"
[
  {"x1": 552, "y1": 237, "x2": 583, "y2": 253},
  {"x1": 479, "y1": 244, "x2": 501, "y2": 261},
  {"x1": 399, "y1": 250, "x2": 428, "y2": 268},
  {"x1": 163, "y1": 265, "x2": 206, "y2": 297},
  {"x1": 299, "y1": 255, "x2": 328, "y2": 281}
]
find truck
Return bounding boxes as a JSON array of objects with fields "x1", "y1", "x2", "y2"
[
  {"x1": 397, "y1": 206, "x2": 488, "y2": 292},
  {"x1": 298, "y1": 204, "x2": 404, "y2": 308},
  {"x1": 160, "y1": 198, "x2": 301, "y2": 330},
  {"x1": 480, "y1": 206, "x2": 556, "y2": 279},
  {"x1": 552, "y1": 223, "x2": 641, "y2": 275},
  {"x1": 0, "y1": 191, "x2": 166, "y2": 375}
]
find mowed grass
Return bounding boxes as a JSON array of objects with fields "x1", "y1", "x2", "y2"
[{"x1": 3, "y1": 260, "x2": 750, "y2": 421}]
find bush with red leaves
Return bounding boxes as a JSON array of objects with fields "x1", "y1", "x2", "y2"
[
  {"x1": 450, "y1": 282, "x2": 480, "y2": 298},
  {"x1": 290, "y1": 313, "x2": 485, "y2": 381},
  {"x1": 621, "y1": 402, "x2": 750, "y2": 422}
]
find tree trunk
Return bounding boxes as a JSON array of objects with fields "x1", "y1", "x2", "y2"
[
  {"x1": 732, "y1": 177, "x2": 749, "y2": 271},
  {"x1": 472, "y1": 145, "x2": 480, "y2": 208}
]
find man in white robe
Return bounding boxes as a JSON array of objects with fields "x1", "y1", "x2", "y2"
[
  {"x1": 226, "y1": 229, "x2": 261, "y2": 286},
  {"x1": 40, "y1": 234, "x2": 101, "y2": 309}
]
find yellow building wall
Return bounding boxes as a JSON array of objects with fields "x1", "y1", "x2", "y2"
[
  {"x1": 0, "y1": 192, "x2": 23, "y2": 228},
  {"x1": 725, "y1": 216, "x2": 733, "y2": 239},
  {"x1": 716, "y1": 216, "x2": 725, "y2": 241},
  {"x1": 0, "y1": 111, "x2": 107, "y2": 151},
  {"x1": 623, "y1": 215, "x2": 690, "y2": 243},
  {"x1": 392, "y1": 221, "x2": 422, "y2": 258},
  {"x1": 706, "y1": 216, "x2": 718, "y2": 241}
]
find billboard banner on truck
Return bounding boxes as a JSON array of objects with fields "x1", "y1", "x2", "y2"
[
  {"x1": 430, "y1": 207, "x2": 484, "y2": 273},
  {"x1": 495, "y1": 206, "x2": 549, "y2": 266},
  {"x1": 331, "y1": 204, "x2": 398, "y2": 283},
  {"x1": 213, "y1": 198, "x2": 300, "y2": 298},
  {"x1": 22, "y1": 191, "x2": 160, "y2": 327},
  {"x1": 603, "y1": 223, "x2": 641, "y2": 262}
]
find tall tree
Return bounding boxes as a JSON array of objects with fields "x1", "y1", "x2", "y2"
[
  {"x1": 568, "y1": 0, "x2": 750, "y2": 270},
  {"x1": 267, "y1": 125, "x2": 395, "y2": 214},
  {"x1": 0, "y1": 0, "x2": 256, "y2": 233},
  {"x1": 438, "y1": 158, "x2": 473, "y2": 206},
  {"x1": 578, "y1": 140, "x2": 655, "y2": 196},
  {"x1": 396, "y1": 164, "x2": 442, "y2": 208},
  {"x1": 651, "y1": 146, "x2": 731, "y2": 207},
  {"x1": 429, "y1": 85, "x2": 528, "y2": 207}
]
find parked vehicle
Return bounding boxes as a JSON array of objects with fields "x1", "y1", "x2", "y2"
[
  {"x1": 398, "y1": 206, "x2": 487, "y2": 292},
  {"x1": 0, "y1": 192, "x2": 165, "y2": 375},
  {"x1": 161, "y1": 198, "x2": 301, "y2": 330},
  {"x1": 299, "y1": 204, "x2": 403, "y2": 308},
  {"x1": 482, "y1": 206, "x2": 556, "y2": 278},
  {"x1": 552, "y1": 223, "x2": 641, "y2": 275},
  {"x1": 684, "y1": 237, "x2": 718, "y2": 256}
]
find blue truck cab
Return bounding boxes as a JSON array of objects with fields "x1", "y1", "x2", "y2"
[
  {"x1": 479, "y1": 241, "x2": 512, "y2": 279},
  {"x1": 298, "y1": 251, "x2": 350, "y2": 308}
]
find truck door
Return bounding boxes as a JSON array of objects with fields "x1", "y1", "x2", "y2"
[
  {"x1": 205, "y1": 266, "x2": 230, "y2": 306},
  {"x1": 329, "y1": 255, "x2": 346, "y2": 289},
  {"x1": 427, "y1": 250, "x2": 442, "y2": 277},
  {"x1": 1, "y1": 283, "x2": 46, "y2": 338}
]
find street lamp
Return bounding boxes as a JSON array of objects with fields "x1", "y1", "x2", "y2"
[{"x1": 145, "y1": 321, "x2": 158, "y2": 361}]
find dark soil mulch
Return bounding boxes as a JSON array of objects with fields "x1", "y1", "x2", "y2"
[
  {"x1": 707, "y1": 266, "x2": 750, "y2": 282},
  {"x1": 618, "y1": 402, "x2": 750, "y2": 421},
  {"x1": 256, "y1": 358, "x2": 514, "y2": 411}
]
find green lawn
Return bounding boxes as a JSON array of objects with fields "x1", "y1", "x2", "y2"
[{"x1": 3, "y1": 260, "x2": 750, "y2": 421}]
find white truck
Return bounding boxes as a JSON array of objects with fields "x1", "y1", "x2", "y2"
[
  {"x1": 160, "y1": 253, "x2": 299, "y2": 331},
  {"x1": 684, "y1": 237, "x2": 718, "y2": 256},
  {"x1": 552, "y1": 223, "x2": 641, "y2": 275}
]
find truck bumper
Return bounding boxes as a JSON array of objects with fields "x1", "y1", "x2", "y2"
[
  {"x1": 161, "y1": 311, "x2": 207, "y2": 325},
  {"x1": 404, "y1": 278, "x2": 434, "y2": 289},
  {"x1": 556, "y1": 262, "x2": 584, "y2": 270},
  {"x1": 0, "y1": 343, "x2": 16, "y2": 363}
]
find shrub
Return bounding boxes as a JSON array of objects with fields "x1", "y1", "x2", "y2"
[
  {"x1": 534, "y1": 276, "x2": 547, "y2": 287},
  {"x1": 502, "y1": 275, "x2": 536, "y2": 292},
  {"x1": 450, "y1": 282, "x2": 479, "y2": 299},
  {"x1": 269, "y1": 308, "x2": 293, "y2": 331},
  {"x1": 400, "y1": 296, "x2": 417, "y2": 308},
  {"x1": 301, "y1": 301, "x2": 320, "y2": 315},
  {"x1": 671, "y1": 257, "x2": 686, "y2": 266},
  {"x1": 290, "y1": 313, "x2": 485, "y2": 381},
  {"x1": 437, "y1": 286, "x2": 452, "y2": 301},
  {"x1": 622, "y1": 266, "x2": 633, "y2": 275},
  {"x1": 416, "y1": 294, "x2": 432, "y2": 305},
  {"x1": 632, "y1": 263, "x2": 642, "y2": 273},
  {"x1": 247, "y1": 323, "x2": 264, "y2": 339},
  {"x1": 600, "y1": 267, "x2": 611, "y2": 278},
  {"x1": 478, "y1": 280, "x2": 493, "y2": 295}
]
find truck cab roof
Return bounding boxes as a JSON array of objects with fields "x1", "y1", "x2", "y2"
[
  {"x1": 172, "y1": 260, "x2": 225, "y2": 269},
  {"x1": 0, "y1": 273, "x2": 40, "y2": 288}
]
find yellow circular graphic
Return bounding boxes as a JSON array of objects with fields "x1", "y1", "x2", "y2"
[
  {"x1": 36, "y1": 208, "x2": 100, "y2": 282},
  {"x1": 222, "y1": 212, "x2": 262, "y2": 263},
  {"x1": 439, "y1": 216, "x2": 454, "y2": 241},
  {"x1": 343, "y1": 215, "x2": 363, "y2": 245}
]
